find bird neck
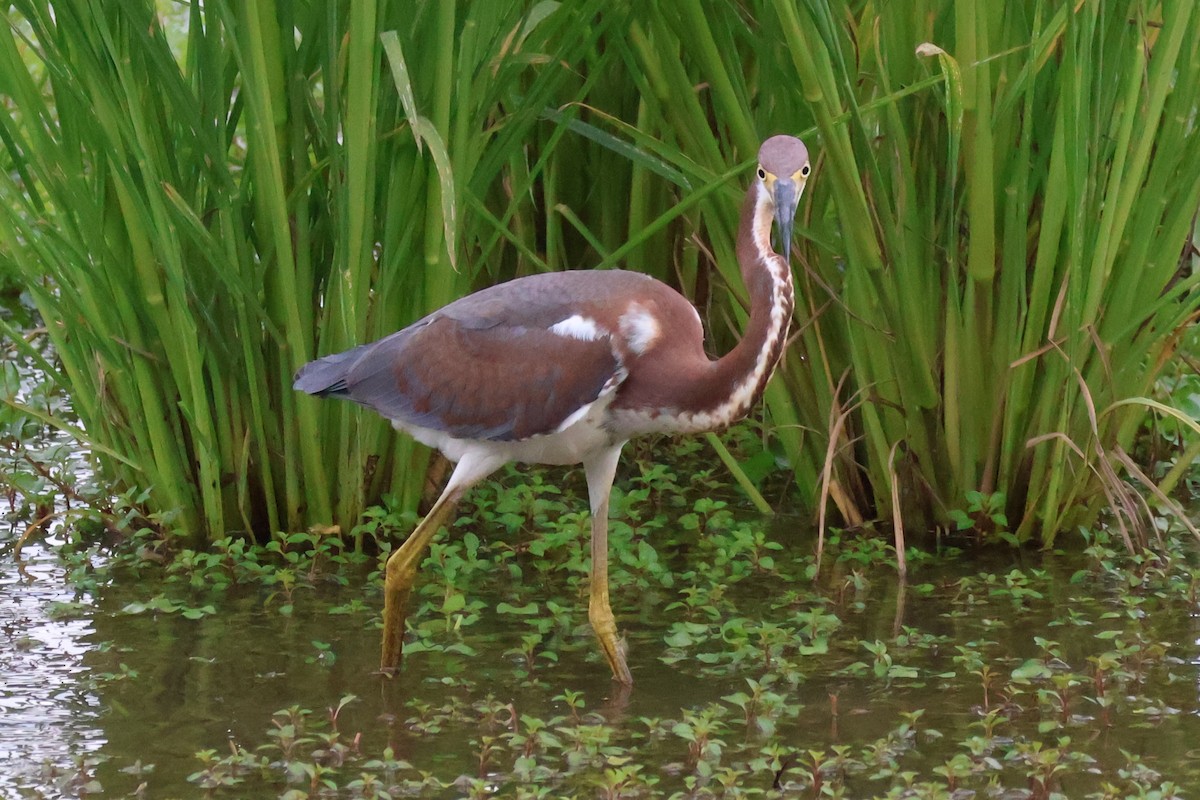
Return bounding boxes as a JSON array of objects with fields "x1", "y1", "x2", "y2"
[{"x1": 701, "y1": 181, "x2": 794, "y2": 424}]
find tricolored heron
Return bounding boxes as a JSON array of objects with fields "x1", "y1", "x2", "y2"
[{"x1": 294, "y1": 135, "x2": 810, "y2": 684}]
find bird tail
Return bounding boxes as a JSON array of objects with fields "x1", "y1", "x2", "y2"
[{"x1": 293, "y1": 343, "x2": 373, "y2": 396}]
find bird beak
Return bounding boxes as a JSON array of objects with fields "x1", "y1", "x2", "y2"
[{"x1": 773, "y1": 178, "x2": 801, "y2": 266}]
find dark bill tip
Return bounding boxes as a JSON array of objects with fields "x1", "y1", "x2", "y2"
[{"x1": 773, "y1": 179, "x2": 799, "y2": 266}]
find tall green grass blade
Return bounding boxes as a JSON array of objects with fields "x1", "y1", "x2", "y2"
[{"x1": 3, "y1": 1, "x2": 1197, "y2": 551}]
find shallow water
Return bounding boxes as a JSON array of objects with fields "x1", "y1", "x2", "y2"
[
  {"x1": 0, "y1": 534, "x2": 106, "y2": 796},
  {"x1": 4, "y1": 508, "x2": 1200, "y2": 798}
]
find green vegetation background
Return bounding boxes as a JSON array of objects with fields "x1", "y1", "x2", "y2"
[{"x1": 1, "y1": 0, "x2": 1199, "y2": 547}]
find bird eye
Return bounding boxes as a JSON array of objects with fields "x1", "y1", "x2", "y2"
[
  {"x1": 757, "y1": 167, "x2": 766, "y2": 180},
  {"x1": 800, "y1": 163, "x2": 811, "y2": 177}
]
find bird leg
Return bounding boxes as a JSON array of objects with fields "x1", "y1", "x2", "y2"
[
  {"x1": 585, "y1": 446, "x2": 632, "y2": 685},
  {"x1": 380, "y1": 453, "x2": 500, "y2": 676},
  {"x1": 589, "y1": 508, "x2": 632, "y2": 684},
  {"x1": 380, "y1": 491, "x2": 460, "y2": 674}
]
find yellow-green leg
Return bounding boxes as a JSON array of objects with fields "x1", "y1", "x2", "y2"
[
  {"x1": 380, "y1": 492, "x2": 460, "y2": 674},
  {"x1": 380, "y1": 453, "x2": 501, "y2": 676},
  {"x1": 585, "y1": 445, "x2": 633, "y2": 685}
]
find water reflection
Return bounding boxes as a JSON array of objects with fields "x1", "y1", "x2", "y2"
[
  {"x1": 4, "y1": 526, "x2": 1200, "y2": 797},
  {"x1": 2, "y1": 296, "x2": 108, "y2": 797},
  {"x1": 0, "y1": 534, "x2": 105, "y2": 798}
]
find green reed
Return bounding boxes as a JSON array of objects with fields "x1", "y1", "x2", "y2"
[{"x1": 2, "y1": 1, "x2": 1198, "y2": 548}]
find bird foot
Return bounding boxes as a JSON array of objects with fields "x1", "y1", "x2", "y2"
[
  {"x1": 609, "y1": 637, "x2": 632, "y2": 686},
  {"x1": 592, "y1": 619, "x2": 632, "y2": 685},
  {"x1": 380, "y1": 564, "x2": 418, "y2": 675}
]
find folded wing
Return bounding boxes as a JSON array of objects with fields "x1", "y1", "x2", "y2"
[{"x1": 298, "y1": 314, "x2": 623, "y2": 442}]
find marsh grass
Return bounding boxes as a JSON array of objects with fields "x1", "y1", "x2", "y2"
[
  {"x1": 605, "y1": 1, "x2": 1200, "y2": 544},
  {"x1": 0, "y1": 1, "x2": 641, "y2": 538},
  {"x1": 2, "y1": 1, "x2": 1199, "y2": 546}
]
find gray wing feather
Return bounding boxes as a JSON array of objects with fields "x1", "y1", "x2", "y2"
[
  {"x1": 294, "y1": 271, "x2": 645, "y2": 441},
  {"x1": 341, "y1": 318, "x2": 619, "y2": 441}
]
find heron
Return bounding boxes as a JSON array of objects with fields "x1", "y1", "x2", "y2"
[{"x1": 294, "y1": 135, "x2": 810, "y2": 684}]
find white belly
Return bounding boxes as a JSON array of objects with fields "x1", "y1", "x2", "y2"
[{"x1": 397, "y1": 393, "x2": 619, "y2": 467}]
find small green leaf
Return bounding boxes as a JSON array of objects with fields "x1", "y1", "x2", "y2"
[
  {"x1": 1011, "y1": 659, "x2": 1053, "y2": 682},
  {"x1": 496, "y1": 602, "x2": 540, "y2": 615}
]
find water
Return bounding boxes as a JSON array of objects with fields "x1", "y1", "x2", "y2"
[
  {"x1": 0, "y1": 535, "x2": 106, "y2": 796},
  {"x1": 3, "y1": 515, "x2": 1200, "y2": 798}
]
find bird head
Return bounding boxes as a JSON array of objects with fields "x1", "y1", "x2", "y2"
[{"x1": 756, "y1": 135, "x2": 810, "y2": 265}]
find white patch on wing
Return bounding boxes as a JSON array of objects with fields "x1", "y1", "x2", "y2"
[
  {"x1": 549, "y1": 314, "x2": 605, "y2": 341},
  {"x1": 619, "y1": 303, "x2": 661, "y2": 355}
]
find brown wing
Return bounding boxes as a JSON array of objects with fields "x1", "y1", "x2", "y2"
[{"x1": 338, "y1": 315, "x2": 622, "y2": 441}]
